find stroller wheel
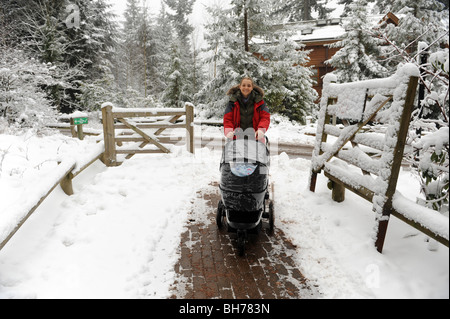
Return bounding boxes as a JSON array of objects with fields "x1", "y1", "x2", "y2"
[
  {"x1": 216, "y1": 200, "x2": 225, "y2": 229},
  {"x1": 237, "y1": 230, "x2": 246, "y2": 256},
  {"x1": 268, "y1": 201, "x2": 275, "y2": 235}
]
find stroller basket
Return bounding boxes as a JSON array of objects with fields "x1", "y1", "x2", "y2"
[
  {"x1": 220, "y1": 187, "x2": 266, "y2": 212},
  {"x1": 228, "y1": 209, "x2": 261, "y2": 224}
]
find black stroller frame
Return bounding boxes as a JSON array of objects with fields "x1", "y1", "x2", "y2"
[{"x1": 217, "y1": 134, "x2": 275, "y2": 256}]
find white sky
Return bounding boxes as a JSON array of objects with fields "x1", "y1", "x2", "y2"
[{"x1": 106, "y1": 0, "x2": 219, "y2": 23}]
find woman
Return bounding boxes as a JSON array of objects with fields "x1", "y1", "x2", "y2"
[{"x1": 223, "y1": 77, "x2": 270, "y2": 142}]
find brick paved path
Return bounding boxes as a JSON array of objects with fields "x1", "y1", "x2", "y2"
[{"x1": 170, "y1": 184, "x2": 320, "y2": 299}]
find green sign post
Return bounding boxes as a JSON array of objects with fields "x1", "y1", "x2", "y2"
[
  {"x1": 72, "y1": 117, "x2": 88, "y2": 125},
  {"x1": 70, "y1": 117, "x2": 88, "y2": 140}
]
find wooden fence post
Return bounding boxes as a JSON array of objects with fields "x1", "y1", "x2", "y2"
[
  {"x1": 70, "y1": 120, "x2": 85, "y2": 140},
  {"x1": 185, "y1": 103, "x2": 194, "y2": 154},
  {"x1": 309, "y1": 101, "x2": 332, "y2": 192},
  {"x1": 76, "y1": 124, "x2": 84, "y2": 140},
  {"x1": 102, "y1": 103, "x2": 117, "y2": 166},
  {"x1": 374, "y1": 75, "x2": 419, "y2": 253},
  {"x1": 60, "y1": 172, "x2": 74, "y2": 195},
  {"x1": 331, "y1": 180, "x2": 345, "y2": 203}
]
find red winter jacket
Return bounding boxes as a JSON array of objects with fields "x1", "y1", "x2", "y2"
[{"x1": 223, "y1": 87, "x2": 270, "y2": 137}]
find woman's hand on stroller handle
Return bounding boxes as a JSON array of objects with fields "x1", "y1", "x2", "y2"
[
  {"x1": 225, "y1": 128, "x2": 267, "y2": 144},
  {"x1": 255, "y1": 129, "x2": 265, "y2": 140},
  {"x1": 226, "y1": 130, "x2": 235, "y2": 140}
]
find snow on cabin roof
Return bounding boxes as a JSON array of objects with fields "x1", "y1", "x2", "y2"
[
  {"x1": 289, "y1": 20, "x2": 346, "y2": 42},
  {"x1": 259, "y1": 13, "x2": 397, "y2": 44}
]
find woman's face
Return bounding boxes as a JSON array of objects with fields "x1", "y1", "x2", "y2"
[{"x1": 239, "y1": 79, "x2": 253, "y2": 98}]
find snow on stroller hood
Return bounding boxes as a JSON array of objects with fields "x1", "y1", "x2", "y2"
[
  {"x1": 222, "y1": 139, "x2": 269, "y2": 177},
  {"x1": 222, "y1": 139, "x2": 269, "y2": 165}
]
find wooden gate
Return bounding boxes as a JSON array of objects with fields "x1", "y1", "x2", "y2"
[
  {"x1": 309, "y1": 64, "x2": 448, "y2": 253},
  {"x1": 101, "y1": 103, "x2": 194, "y2": 167}
]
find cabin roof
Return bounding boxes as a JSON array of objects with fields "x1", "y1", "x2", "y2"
[{"x1": 262, "y1": 12, "x2": 399, "y2": 44}]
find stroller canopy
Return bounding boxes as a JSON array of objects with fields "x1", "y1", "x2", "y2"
[{"x1": 222, "y1": 139, "x2": 269, "y2": 165}]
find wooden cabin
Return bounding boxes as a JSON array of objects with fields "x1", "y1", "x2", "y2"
[
  {"x1": 304, "y1": 39, "x2": 341, "y2": 98},
  {"x1": 281, "y1": 12, "x2": 399, "y2": 98}
]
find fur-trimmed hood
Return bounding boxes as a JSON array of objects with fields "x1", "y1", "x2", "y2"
[{"x1": 226, "y1": 84, "x2": 265, "y2": 103}]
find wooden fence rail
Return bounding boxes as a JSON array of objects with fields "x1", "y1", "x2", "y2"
[
  {"x1": 101, "y1": 103, "x2": 194, "y2": 167},
  {"x1": 0, "y1": 162, "x2": 76, "y2": 251},
  {"x1": 0, "y1": 144, "x2": 104, "y2": 251}
]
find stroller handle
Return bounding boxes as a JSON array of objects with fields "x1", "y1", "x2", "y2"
[{"x1": 226, "y1": 129, "x2": 269, "y2": 145}]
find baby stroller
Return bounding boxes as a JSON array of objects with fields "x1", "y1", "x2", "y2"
[{"x1": 217, "y1": 132, "x2": 275, "y2": 256}]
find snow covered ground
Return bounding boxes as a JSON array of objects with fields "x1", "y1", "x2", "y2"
[{"x1": 0, "y1": 121, "x2": 448, "y2": 299}]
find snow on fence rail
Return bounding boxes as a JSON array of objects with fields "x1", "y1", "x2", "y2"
[
  {"x1": 309, "y1": 63, "x2": 449, "y2": 253},
  {"x1": 101, "y1": 102, "x2": 195, "y2": 167},
  {"x1": 0, "y1": 143, "x2": 104, "y2": 251},
  {"x1": 0, "y1": 161, "x2": 75, "y2": 251}
]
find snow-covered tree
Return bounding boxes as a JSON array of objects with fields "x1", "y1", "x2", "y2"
[
  {"x1": 325, "y1": 0, "x2": 388, "y2": 82},
  {"x1": 189, "y1": 30, "x2": 204, "y2": 105},
  {"x1": 377, "y1": 0, "x2": 448, "y2": 68},
  {"x1": 0, "y1": 47, "x2": 59, "y2": 131},
  {"x1": 116, "y1": 0, "x2": 142, "y2": 96},
  {"x1": 68, "y1": 0, "x2": 117, "y2": 80},
  {"x1": 14, "y1": 0, "x2": 118, "y2": 113},
  {"x1": 152, "y1": 2, "x2": 174, "y2": 97},
  {"x1": 338, "y1": 0, "x2": 358, "y2": 17},
  {"x1": 21, "y1": 0, "x2": 68, "y2": 65},
  {"x1": 258, "y1": 36, "x2": 317, "y2": 122},
  {"x1": 161, "y1": 40, "x2": 190, "y2": 107},
  {"x1": 0, "y1": 0, "x2": 23, "y2": 47},
  {"x1": 162, "y1": 0, "x2": 198, "y2": 106},
  {"x1": 116, "y1": 0, "x2": 162, "y2": 106},
  {"x1": 411, "y1": 48, "x2": 449, "y2": 215},
  {"x1": 164, "y1": 0, "x2": 195, "y2": 44},
  {"x1": 69, "y1": 0, "x2": 119, "y2": 111},
  {"x1": 372, "y1": 0, "x2": 448, "y2": 125},
  {"x1": 271, "y1": 0, "x2": 334, "y2": 22}
]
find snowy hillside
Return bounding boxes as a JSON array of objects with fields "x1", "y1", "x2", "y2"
[{"x1": 0, "y1": 123, "x2": 448, "y2": 299}]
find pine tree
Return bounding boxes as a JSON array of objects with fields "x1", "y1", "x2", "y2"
[
  {"x1": 71, "y1": 0, "x2": 119, "y2": 111},
  {"x1": 74, "y1": 0, "x2": 117, "y2": 80},
  {"x1": 190, "y1": 29, "x2": 204, "y2": 105},
  {"x1": 152, "y1": 2, "x2": 174, "y2": 97},
  {"x1": 11, "y1": 0, "x2": 119, "y2": 113},
  {"x1": 258, "y1": 35, "x2": 317, "y2": 122},
  {"x1": 21, "y1": 0, "x2": 68, "y2": 64},
  {"x1": 161, "y1": 0, "x2": 197, "y2": 107},
  {"x1": 271, "y1": 0, "x2": 334, "y2": 22},
  {"x1": 377, "y1": 0, "x2": 448, "y2": 68},
  {"x1": 164, "y1": 0, "x2": 195, "y2": 43},
  {"x1": 200, "y1": 0, "x2": 317, "y2": 123},
  {"x1": 121, "y1": 0, "x2": 144, "y2": 95},
  {"x1": 161, "y1": 40, "x2": 190, "y2": 107},
  {"x1": 137, "y1": 1, "x2": 152, "y2": 98},
  {"x1": 374, "y1": 0, "x2": 448, "y2": 122},
  {"x1": 338, "y1": 0, "x2": 357, "y2": 17},
  {"x1": 325, "y1": 0, "x2": 387, "y2": 82},
  {"x1": 0, "y1": 0, "x2": 28, "y2": 47}
]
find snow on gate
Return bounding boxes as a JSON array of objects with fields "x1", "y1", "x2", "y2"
[
  {"x1": 101, "y1": 102, "x2": 195, "y2": 167},
  {"x1": 309, "y1": 63, "x2": 449, "y2": 253}
]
